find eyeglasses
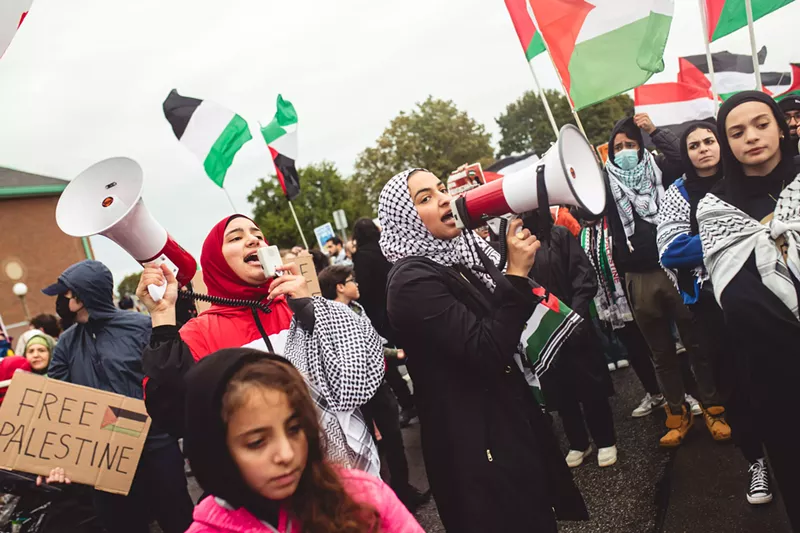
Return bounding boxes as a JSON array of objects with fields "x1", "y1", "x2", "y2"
[{"x1": 344, "y1": 278, "x2": 358, "y2": 285}]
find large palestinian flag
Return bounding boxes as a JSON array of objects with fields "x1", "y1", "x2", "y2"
[
  {"x1": 260, "y1": 95, "x2": 300, "y2": 201},
  {"x1": 634, "y1": 82, "x2": 717, "y2": 135},
  {"x1": 678, "y1": 47, "x2": 767, "y2": 100},
  {"x1": 163, "y1": 89, "x2": 252, "y2": 188},
  {"x1": 1, "y1": 0, "x2": 32, "y2": 58},
  {"x1": 504, "y1": 0, "x2": 546, "y2": 62},
  {"x1": 704, "y1": 0, "x2": 794, "y2": 42},
  {"x1": 529, "y1": 0, "x2": 674, "y2": 110}
]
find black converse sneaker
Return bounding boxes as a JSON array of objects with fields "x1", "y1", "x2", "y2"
[{"x1": 747, "y1": 459, "x2": 773, "y2": 505}]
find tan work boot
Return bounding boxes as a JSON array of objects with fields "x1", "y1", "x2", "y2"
[
  {"x1": 659, "y1": 404, "x2": 694, "y2": 448},
  {"x1": 703, "y1": 406, "x2": 732, "y2": 442}
]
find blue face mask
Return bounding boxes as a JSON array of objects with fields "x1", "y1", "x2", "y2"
[{"x1": 614, "y1": 149, "x2": 640, "y2": 171}]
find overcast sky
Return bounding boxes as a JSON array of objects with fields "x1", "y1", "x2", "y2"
[{"x1": 0, "y1": 0, "x2": 797, "y2": 288}]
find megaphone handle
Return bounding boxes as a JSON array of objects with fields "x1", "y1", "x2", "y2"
[{"x1": 147, "y1": 282, "x2": 167, "y2": 303}]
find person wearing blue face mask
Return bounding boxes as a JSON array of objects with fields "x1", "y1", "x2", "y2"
[{"x1": 604, "y1": 113, "x2": 721, "y2": 449}]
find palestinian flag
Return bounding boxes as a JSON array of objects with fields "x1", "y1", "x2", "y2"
[
  {"x1": 521, "y1": 287, "x2": 583, "y2": 376},
  {"x1": 260, "y1": 95, "x2": 300, "y2": 201},
  {"x1": 678, "y1": 46, "x2": 767, "y2": 100},
  {"x1": 1, "y1": 0, "x2": 33, "y2": 58},
  {"x1": 529, "y1": 0, "x2": 673, "y2": 110},
  {"x1": 100, "y1": 406, "x2": 148, "y2": 438},
  {"x1": 163, "y1": 89, "x2": 252, "y2": 188},
  {"x1": 485, "y1": 151, "x2": 540, "y2": 181},
  {"x1": 762, "y1": 71, "x2": 792, "y2": 95},
  {"x1": 504, "y1": 0, "x2": 546, "y2": 62},
  {"x1": 634, "y1": 82, "x2": 717, "y2": 135},
  {"x1": 775, "y1": 64, "x2": 800, "y2": 101},
  {"x1": 704, "y1": 0, "x2": 794, "y2": 42}
]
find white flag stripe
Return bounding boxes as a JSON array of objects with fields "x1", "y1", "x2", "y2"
[
  {"x1": 708, "y1": 71, "x2": 759, "y2": 94},
  {"x1": 498, "y1": 153, "x2": 540, "y2": 177},
  {"x1": 179, "y1": 100, "x2": 237, "y2": 162},
  {"x1": 635, "y1": 97, "x2": 716, "y2": 126},
  {"x1": 576, "y1": 0, "x2": 674, "y2": 43},
  {"x1": 269, "y1": 128, "x2": 298, "y2": 160}
]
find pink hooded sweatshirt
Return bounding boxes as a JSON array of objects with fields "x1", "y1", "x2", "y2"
[{"x1": 187, "y1": 468, "x2": 424, "y2": 533}]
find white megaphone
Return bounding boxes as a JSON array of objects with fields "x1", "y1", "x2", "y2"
[
  {"x1": 56, "y1": 157, "x2": 197, "y2": 301},
  {"x1": 451, "y1": 124, "x2": 606, "y2": 230}
]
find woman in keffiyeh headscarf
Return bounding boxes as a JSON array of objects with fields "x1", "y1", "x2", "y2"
[
  {"x1": 697, "y1": 92, "x2": 800, "y2": 527},
  {"x1": 379, "y1": 169, "x2": 587, "y2": 533}
]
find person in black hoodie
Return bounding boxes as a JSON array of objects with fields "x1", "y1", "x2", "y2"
[
  {"x1": 521, "y1": 213, "x2": 617, "y2": 469},
  {"x1": 605, "y1": 113, "x2": 722, "y2": 448},
  {"x1": 778, "y1": 95, "x2": 800, "y2": 157},
  {"x1": 697, "y1": 91, "x2": 800, "y2": 529}
]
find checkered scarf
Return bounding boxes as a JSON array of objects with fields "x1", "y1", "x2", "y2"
[
  {"x1": 697, "y1": 173, "x2": 800, "y2": 319},
  {"x1": 606, "y1": 150, "x2": 664, "y2": 245},
  {"x1": 378, "y1": 168, "x2": 500, "y2": 291},
  {"x1": 284, "y1": 296, "x2": 385, "y2": 476}
]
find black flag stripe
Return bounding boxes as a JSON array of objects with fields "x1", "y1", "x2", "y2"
[
  {"x1": 163, "y1": 89, "x2": 202, "y2": 139},
  {"x1": 273, "y1": 152, "x2": 301, "y2": 201}
]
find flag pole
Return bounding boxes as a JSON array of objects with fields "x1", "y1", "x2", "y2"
[
  {"x1": 528, "y1": 61, "x2": 560, "y2": 138},
  {"x1": 287, "y1": 200, "x2": 310, "y2": 249},
  {"x1": 222, "y1": 186, "x2": 239, "y2": 213},
  {"x1": 698, "y1": 0, "x2": 720, "y2": 116},
  {"x1": 536, "y1": 35, "x2": 590, "y2": 140},
  {"x1": 744, "y1": 0, "x2": 763, "y2": 91}
]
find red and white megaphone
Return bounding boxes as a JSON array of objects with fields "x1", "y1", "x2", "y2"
[
  {"x1": 451, "y1": 124, "x2": 606, "y2": 230},
  {"x1": 56, "y1": 157, "x2": 197, "y2": 301}
]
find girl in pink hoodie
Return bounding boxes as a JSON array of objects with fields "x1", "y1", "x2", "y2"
[{"x1": 183, "y1": 347, "x2": 424, "y2": 533}]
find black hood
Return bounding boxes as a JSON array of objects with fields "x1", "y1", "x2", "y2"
[
  {"x1": 58, "y1": 261, "x2": 118, "y2": 321},
  {"x1": 607, "y1": 116, "x2": 644, "y2": 167},
  {"x1": 183, "y1": 348, "x2": 293, "y2": 513}
]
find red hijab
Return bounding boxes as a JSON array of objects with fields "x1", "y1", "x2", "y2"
[{"x1": 200, "y1": 215, "x2": 272, "y2": 302}]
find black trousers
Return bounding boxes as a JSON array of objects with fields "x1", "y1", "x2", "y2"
[
  {"x1": 384, "y1": 360, "x2": 414, "y2": 410},
  {"x1": 559, "y1": 395, "x2": 616, "y2": 451},
  {"x1": 615, "y1": 320, "x2": 661, "y2": 396},
  {"x1": 92, "y1": 441, "x2": 194, "y2": 533},
  {"x1": 361, "y1": 382, "x2": 411, "y2": 492}
]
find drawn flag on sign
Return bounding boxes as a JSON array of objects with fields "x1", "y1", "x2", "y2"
[{"x1": 100, "y1": 406, "x2": 148, "y2": 438}]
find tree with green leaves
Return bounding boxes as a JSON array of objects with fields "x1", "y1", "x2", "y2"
[
  {"x1": 249, "y1": 162, "x2": 373, "y2": 249},
  {"x1": 496, "y1": 90, "x2": 634, "y2": 157},
  {"x1": 117, "y1": 271, "x2": 142, "y2": 298},
  {"x1": 353, "y1": 97, "x2": 494, "y2": 205}
]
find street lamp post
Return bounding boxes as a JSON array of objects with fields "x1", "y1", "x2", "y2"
[{"x1": 12, "y1": 282, "x2": 31, "y2": 321}]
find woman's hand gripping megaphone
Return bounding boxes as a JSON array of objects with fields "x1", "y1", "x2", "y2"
[
  {"x1": 137, "y1": 263, "x2": 178, "y2": 325},
  {"x1": 505, "y1": 218, "x2": 541, "y2": 278}
]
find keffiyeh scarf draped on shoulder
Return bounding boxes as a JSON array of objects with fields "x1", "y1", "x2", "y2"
[
  {"x1": 698, "y1": 173, "x2": 800, "y2": 319},
  {"x1": 607, "y1": 150, "x2": 665, "y2": 246},
  {"x1": 580, "y1": 217, "x2": 633, "y2": 329},
  {"x1": 284, "y1": 297, "x2": 385, "y2": 476}
]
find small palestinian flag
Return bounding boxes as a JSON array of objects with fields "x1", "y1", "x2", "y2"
[
  {"x1": 634, "y1": 81, "x2": 717, "y2": 137},
  {"x1": 775, "y1": 64, "x2": 800, "y2": 101},
  {"x1": 704, "y1": 0, "x2": 794, "y2": 42},
  {"x1": 163, "y1": 89, "x2": 253, "y2": 188},
  {"x1": 521, "y1": 287, "x2": 582, "y2": 377},
  {"x1": 260, "y1": 95, "x2": 300, "y2": 201},
  {"x1": 504, "y1": 0, "x2": 546, "y2": 62},
  {"x1": 100, "y1": 406, "x2": 148, "y2": 438},
  {"x1": 678, "y1": 47, "x2": 767, "y2": 100}
]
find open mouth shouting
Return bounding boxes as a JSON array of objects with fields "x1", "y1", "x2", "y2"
[
  {"x1": 441, "y1": 210, "x2": 455, "y2": 225},
  {"x1": 244, "y1": 252, "x2": 260, "y2": 267}
]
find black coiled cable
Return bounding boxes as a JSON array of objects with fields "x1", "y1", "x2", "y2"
[
  {"x1": 497, "y1": 217, "x2": 509, "y2": 272},
  {"x1": 177, "y1": 290, "x2": 272, "y2": 314}
]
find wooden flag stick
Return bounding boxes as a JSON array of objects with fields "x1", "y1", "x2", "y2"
[{"x1": 287, "y1": 200, "x2": 310, "y2": 249}]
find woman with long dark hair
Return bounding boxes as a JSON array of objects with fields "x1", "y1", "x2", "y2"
[
  {"x1": 379, "y1": 169, "x2": 586, "y2": 532},
  {"x1": 697, "y1": 91, "x2": 800, "y2": 528},
  {"x1": 184, "y1": 348, "x2": 423, "y2": 532}
]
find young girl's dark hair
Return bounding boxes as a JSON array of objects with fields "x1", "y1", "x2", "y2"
[
  {"x1": 352, "y1": 218, "x2": 381, "y2": 247},
  {"x1": 185, "y1": 349, "x2": 381, "y2": 533}
]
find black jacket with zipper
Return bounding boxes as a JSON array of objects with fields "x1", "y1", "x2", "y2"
[{"x1": 386, "y1": 256, "x2": 587, "y2": 532}]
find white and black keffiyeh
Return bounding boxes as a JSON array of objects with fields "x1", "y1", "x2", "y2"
[
  {"x1": 284, "y1": 296, "x2": 385, "y2": 476},
  {"x1": 698, "y1": 173, "x2": 800, "y2": 319},
  {"x1": 657, "y1": 180, "x2": 708, "y2": 293},
  {"x1": 607, "y1": 150, "x2": 664, "y2": 246}
]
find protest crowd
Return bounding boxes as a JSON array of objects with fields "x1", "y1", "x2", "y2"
[{"x1": 3, "y1": 1, "x2": 800, "y2": 532}]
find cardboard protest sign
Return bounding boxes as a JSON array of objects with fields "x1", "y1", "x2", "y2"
[
  {"x1": 285, "y1": 254, "x2": 321, "y2": 297},
  {"x1": 0, "y1": 372, "x2": 151, "y2": 495}
]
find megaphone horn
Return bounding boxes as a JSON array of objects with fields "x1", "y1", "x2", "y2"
[
  {"x1": 451, "y1": 124, "x2": 606, "y2": 230},
  {"x1": 56, "y1": 157, "x2": 197, "y2": 299}
]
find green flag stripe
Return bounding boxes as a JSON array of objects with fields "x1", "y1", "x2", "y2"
[
  {"x1": 203, "y1": 114, "x2": 252, "y2": 188},
  {"x1": 525, "y1": 32, "x2": 546, "y2": 61},
  {"x1": 711, "y1": 0, "x2": 794, "y2": 41}
]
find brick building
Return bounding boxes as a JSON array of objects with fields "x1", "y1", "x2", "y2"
[{"x1": 0, "y1": 166, "x2": 93, "y2": 342}]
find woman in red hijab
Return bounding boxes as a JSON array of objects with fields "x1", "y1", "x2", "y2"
[{"x1": 139, "y1": 215, "x2": 383, "y2": 475}]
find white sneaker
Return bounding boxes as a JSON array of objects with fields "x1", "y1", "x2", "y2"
[
  {"x1": 631, "y1": 393, "x2": 665, "y2": 418},
  {"x1": 676, "y1": 342, "x2": 687, "y2": 354},
  {"x1": 616, "y1": 359, "x2": 630, "y2": 369},
  {"x1": 685, "y1": 394, "x2": 702, "y2": 416},
  {"x1": 598, "y1": 445, "x2": 618, "y2": 467},
  {"x1": 565, "y1": 447, "x2": 593, "y2": 468},
  {"x1": 607, "y1": 362, "x2": 617, "y2": 372}
]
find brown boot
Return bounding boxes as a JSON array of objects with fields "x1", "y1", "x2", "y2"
[
  {"x1": 659, "y1": 404, "x2": 694, "y2": 448},
  {"x1": 703, "y1": 406, "x2": 732, "y2": 442}
]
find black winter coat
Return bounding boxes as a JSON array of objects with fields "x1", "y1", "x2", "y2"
[
  {"x1": 522, "y1": 223, "x2": 614, "y2": 410},
  {"x1": 386, "y1": 257, "x2": 587, "y2": 532},
  {"x1": 351, "y1": 242, "x2": 393, "y2": 342}
]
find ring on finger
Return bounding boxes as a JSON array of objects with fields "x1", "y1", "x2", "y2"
[{"x1": 516, "y1": 231, "x2": 527, "y2": 240}]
